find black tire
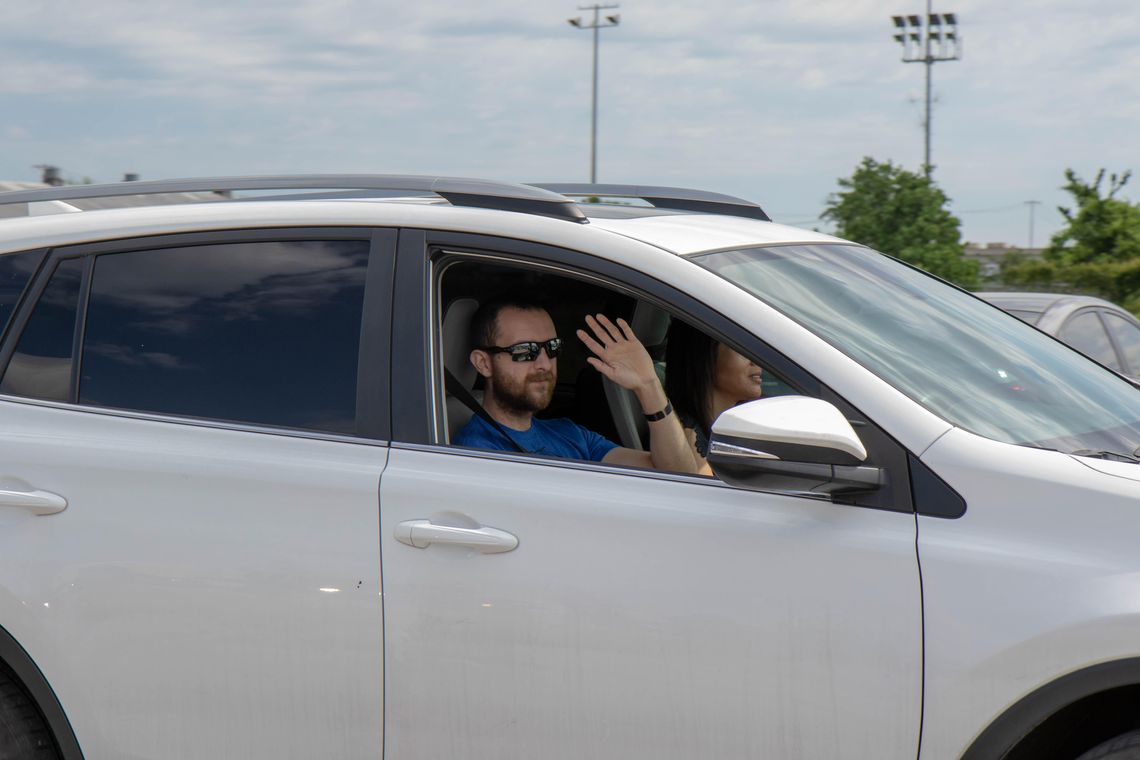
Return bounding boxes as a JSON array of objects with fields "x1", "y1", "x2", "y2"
[
  {"x1": 0, "y1": 660, "x2": 61, "y2": 760},
  {"x1": 1077, "y1": 730, "x2": 1140, "y2": 760}
]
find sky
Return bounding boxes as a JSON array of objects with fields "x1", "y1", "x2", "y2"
[{"x1": 2, "y1": 0, "x2": 1138, "y2": 247}]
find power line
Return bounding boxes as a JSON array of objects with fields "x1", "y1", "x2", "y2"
[{"x1": 957, "y1": 203, "x2": 1026, "y2": 214}]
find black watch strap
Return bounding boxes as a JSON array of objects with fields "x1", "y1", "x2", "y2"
[{"x1": 644, "y1": 400, "x2": 673, "y2": 422}]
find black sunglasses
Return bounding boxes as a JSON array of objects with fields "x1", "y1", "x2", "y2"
[{"x1": 479, "y1": 338, "x2": 563, "y2": 362}]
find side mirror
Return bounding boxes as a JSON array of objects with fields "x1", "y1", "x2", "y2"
[{"x1": 708, "y1": 396, "x2": 885, "y2": 497}]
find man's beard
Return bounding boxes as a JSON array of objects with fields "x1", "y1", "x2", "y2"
[{"x1": 489, "y1": 368, "x2": 556, "y2": 415}]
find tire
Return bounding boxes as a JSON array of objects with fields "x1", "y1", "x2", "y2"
[
  {"x1": 0, "y1": 661, "x2": 61, "y2": 760},
  {"x1": 1077, "y1": 730, "x2": 1140, "y2": 760}
]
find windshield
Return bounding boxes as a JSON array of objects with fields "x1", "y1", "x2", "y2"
[{"x1": 697, "y1": 244, "x2": 1140, "y2": 457}]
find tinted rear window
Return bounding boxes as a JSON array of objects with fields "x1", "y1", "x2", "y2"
[{"x1": 78, "y1": 240, "x2": 369, "y2": 433}]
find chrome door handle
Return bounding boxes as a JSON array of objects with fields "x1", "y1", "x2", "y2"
[
  {"x1": 0, "y1": 485, "x2": 67, "y2": 515},
  {"x1": 395, "y1": 519, "x2": 518, "y2": 554}
]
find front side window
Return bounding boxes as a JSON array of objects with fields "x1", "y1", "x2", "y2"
[
  {"x1": 699, "y1": 244, "x2": 1140, "y2": 457},
  {"x1": 436, "y1": 257, "x2": 795, "y2": 478},
  {"x1": 78, "y1": 240, "x2": 369, "y2": 433}
]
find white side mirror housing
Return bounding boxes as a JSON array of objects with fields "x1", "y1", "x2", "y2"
[
  {"x1": 712, "y1": 396, "x2": 868, "y2": 463},
  {"x1": 708, "y1": 396, "x2": 881, "y2": 497}
]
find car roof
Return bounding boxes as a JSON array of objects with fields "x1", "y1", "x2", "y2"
[
  {"x1": 976, "y1": 292, "x2": 1067, "y2": 311},
  {"x1": 978, "y1": 291, "x2": 1125, "y2": 313},
  {"x1": 978, "y1": 291, "x2": 1140, "y2": 332},
  {"x1": 586, "y1": 212, "x2": 843, "y2": 254},
  {"x1": 0, "y1": 176, "x2": 845, "y2": 258}
]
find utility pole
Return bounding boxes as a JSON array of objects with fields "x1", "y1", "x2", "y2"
[
  {"x1": 568, "y1": 4, "x2": 620, "y2": 183},
  {"x1": 890, "y1": 2, "x2": 961, "y2": 177},
  {"x1": 1025, "y1": 200, "x2": 1042, "y2": 249}
]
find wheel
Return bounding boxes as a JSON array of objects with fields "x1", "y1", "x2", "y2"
[
  {"x1": 1077, "y1": 730, "x2": 1140, "y2": 760},
  {"x1": 0, "y1": 661, "x2": 61, "y2": 760}
]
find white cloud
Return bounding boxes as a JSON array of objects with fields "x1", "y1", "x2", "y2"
[{"x1": 2, "y1": 0, "x2": 1138, "y2": 243}]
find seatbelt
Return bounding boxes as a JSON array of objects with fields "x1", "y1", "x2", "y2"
[{"x1": 444, "y1": 368, "x2": 528, "y2": 454}]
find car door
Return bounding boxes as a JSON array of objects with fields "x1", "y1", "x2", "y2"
[
  {"x1": 378, "y1": 231, "x2": 922, "y2": 759},
  {"x1": 0, "y1": 229, "x2": 394, "y2": 759}
]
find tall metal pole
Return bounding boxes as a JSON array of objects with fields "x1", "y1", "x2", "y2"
[
  {"x1": 568, "y1": 5, "x2": 620, "y2": 184},
  {"x1": 1026, "y1": 200, "x2": 1041, "y2": 249},
  {"x1": 923, "y1": 0, "x2": 933, "y2": 176},
  {"x1": 591, "y1": 9, "x2": 600, "y2": 183},
  {"x1": 891, "y1": 6, "x2": 960, "y2": 178}
]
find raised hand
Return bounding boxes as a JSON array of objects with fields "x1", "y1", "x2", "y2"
[{"x1": 576, "y1": 314, "x2": 657, "y2": 393}]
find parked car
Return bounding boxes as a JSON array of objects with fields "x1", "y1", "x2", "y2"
[
  {"x1": 0, "y1": 176, "x2": 1138, "y2": 760},
  {"x1": 978, "y1": 291, "x2": 1140, "y2": 379}
]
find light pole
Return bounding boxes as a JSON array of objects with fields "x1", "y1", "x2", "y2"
[
  {"x1": 890, "y1": 2, "x2": 961, "y2": 177},
  {"x1": 1025, "y1": 200, "x2": 1041, "y2": 249},
  {"x1": 568, "y1": 4, "x2": 620, "y2": 183}
]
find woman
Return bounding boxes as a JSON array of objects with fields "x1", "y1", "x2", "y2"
[{"x1": 664, "y1": 319, "x2": 764, "y2": 474}]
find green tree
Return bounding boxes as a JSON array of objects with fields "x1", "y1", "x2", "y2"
[
  {"x1": 1045, "y1": 169, "x2": 1140, "y2": 265},
  {"x1": 823, "y1": 157, "x2": 977, "y2": 287}
]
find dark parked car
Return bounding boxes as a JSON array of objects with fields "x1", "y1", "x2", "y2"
[{"x1": 978, "y1": 292, "x2": 1140, "y2": 379}]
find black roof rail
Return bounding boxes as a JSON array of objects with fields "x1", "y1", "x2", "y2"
[
  {"x1": 529, "y1": 183, "x2": 770, "y2": 221},
  {"x1": 0, "y1": 175, "x2": 589, "y2": 224}
]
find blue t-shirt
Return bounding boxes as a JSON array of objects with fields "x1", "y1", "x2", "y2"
[{"x1": 454, "y1": 414, "x2": 619, "y2": 462}]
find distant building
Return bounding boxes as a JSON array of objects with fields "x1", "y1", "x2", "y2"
[
  {"x1": 0, "y1": 175, "x2": 228, "y2": 219},
  {"x1": 964, "y1": 242, "x2": 1045, "y2": 278}
]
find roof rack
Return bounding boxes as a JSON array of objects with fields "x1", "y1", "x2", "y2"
[
  {"x1": 529, "y1": 183, "x2": 770, "y2": 221},
  {"x1": 0, "y1": 175, "x2": 589, "y2": 224}
]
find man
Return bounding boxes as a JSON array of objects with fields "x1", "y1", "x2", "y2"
[{"x1": 454, "y1": 296, "x2": 699, "y2": 474}]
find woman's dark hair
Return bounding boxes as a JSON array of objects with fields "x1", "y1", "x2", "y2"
[{"x1": 664, "y1": 318, "x2": 718, "y2": 434}]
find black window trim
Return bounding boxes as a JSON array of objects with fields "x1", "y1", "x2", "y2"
[
  {"x1": 70, "y1": 255, "x2": 94, "y2": 404},
  {"x1": 391, "y1": 228, "x2": 924, "y2": 516},
  {"x1": 0, "y1": 227, "x2": 394, "y2": 442}
]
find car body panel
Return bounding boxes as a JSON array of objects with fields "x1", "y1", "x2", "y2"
[
  {"x1": 586, "y1": 213, "x2": 843, "y2": 254},
  {"x1": 0, "y1": 182, "x2": 1138, "y2": 758},
  {"x1": 0, "y1": 396, "x2": 387, "y2": 758},
  {"x1": 380, "y1": 446, "x2": 922, "y2": 759},
  {"x1": 918, "y1": 426, "x2": 1140, "y2": 757}
]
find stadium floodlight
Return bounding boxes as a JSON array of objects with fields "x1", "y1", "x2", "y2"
[
  {"x1": 567, "y1": 4, "x2": 621, "y2": 183},
  {"x1": 889, "y1": 1, "x2": 962, "y2": 176}
]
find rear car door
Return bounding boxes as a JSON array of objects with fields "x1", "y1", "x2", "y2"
[
  {"x1": 0, "y1": 229, "x2": 394, "y2": 758},
  {"x1": 379, "y1": 231, "x2": 922, "y2": 759}
]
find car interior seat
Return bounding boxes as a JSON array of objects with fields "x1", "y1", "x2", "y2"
[
  {"x1": 603, "y1": 301, "x2": 671, "y2": 449},
  {"x1": 442, "y1": 297, "x2": 481, "y2": 441}
]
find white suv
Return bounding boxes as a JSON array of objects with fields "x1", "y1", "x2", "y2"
[{"x1": 0, "y1": 176, "x2": 1138, "y2": 760}]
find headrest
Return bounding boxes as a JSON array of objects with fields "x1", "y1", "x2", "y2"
[
  {"x1": 443, "y1": 297, "x2": 480, "y2": 388},
  {"x1": 631, "y1": 301, "x2": 670, "y2": 347}
]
